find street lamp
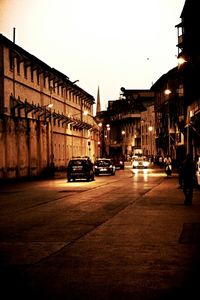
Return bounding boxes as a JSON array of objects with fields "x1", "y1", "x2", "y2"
[
  {"x1": 121, "y1": 130, "x2": 126, "y2": 156},
  {"x1": 178, "y1": 57, "x2": 187, "y2": 67},
  {"x1": 164, "y1": 89, "x2": 171, "y2": 96},
  {"x1": 98, "y1": 122, "x2": 103, "y2": 157},
  {"x1": 148, "y1": 126, "x2": 153, "y2": 156},
  {"x1": 164, "y1": 89, "x2": 171, "y2": 156},
  {"x1": 105, "y1": 124, "x2": 110, "y2": 157}
]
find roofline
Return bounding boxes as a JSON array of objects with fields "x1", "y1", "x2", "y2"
[{"x1": 0, "y1": 33, "x2": 95, "y2": 103}]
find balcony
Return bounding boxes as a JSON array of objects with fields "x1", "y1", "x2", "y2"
[{"x1": 177, "y1": 34, "x2": 184, "y2": 46}]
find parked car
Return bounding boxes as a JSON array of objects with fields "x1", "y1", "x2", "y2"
[
  {"x1": 112, "y1": 157, "x2": 125, "y2": 170},
  {"x1": 67, "y1": 156, "x2": 94, "y2": 182},
  {"x1": 132, "y1": 156, "x2": 150, "y2": 169},
  {"x1": 94, "y1": 158, "x2": 116, "y2": 176}
]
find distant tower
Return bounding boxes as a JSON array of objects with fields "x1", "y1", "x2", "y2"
[{"x1": 96, "y1": 86, "x2": 101, "y2": 115}]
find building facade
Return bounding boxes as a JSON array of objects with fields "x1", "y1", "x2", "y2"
[
  {"x1": 151, "y1": 0, "x2": 200, "y2": 161},
  {"x1": 0, "y1": 34, "x2": 98, "y2": 180},
  {"x1": 95, "y1": 89, "x2": 155, "y2": 159},
  {"x1": 141, "y1": 105, "x2": 156, "y2": 157},
  {"x1": 151, "y1": 67, "x2": 184, "y2": 159},
  {"x1": 176, "y1": 0, "x2": 200, "y2": 158}
]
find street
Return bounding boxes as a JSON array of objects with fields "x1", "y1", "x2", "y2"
[{"x1": 0, "y1": 165, "x2": 200, "y2": 299}]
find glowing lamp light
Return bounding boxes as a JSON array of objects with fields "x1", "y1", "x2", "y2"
[
  {"x1": 148, "y1": 126, "x2": 153, "y2": 131},
  {"x1": 178, "y1": 57, "x2": 187, "y2": 65},
  {"x1": 48, "y1": 103, "x2": 53, "y2": 109},
  {"x1": 164, "y1": 89, "x2": 171, "y2": 95}
]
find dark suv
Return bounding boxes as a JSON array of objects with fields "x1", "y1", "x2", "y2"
[
  {"x1": 67, "y1": 157, "x2": 95, "y2": 182},
  {"x1": 94, "y1": 158, "x2": 116, "y2": 176}
]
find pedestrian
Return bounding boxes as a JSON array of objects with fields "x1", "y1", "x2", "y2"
[
  {"x1": 182, "y1": 154, "x2": 196, "y2": 205},
  {"x1": 158, "y1": 155, "x2": 163, "y2": 168},
  {"x1": 176, "y1": 158, "x2": 184, "y2": 189}
]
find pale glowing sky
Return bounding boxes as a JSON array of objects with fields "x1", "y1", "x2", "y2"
[{"x1": 0, "y1": 0, "x2": 185, "y2": 110}]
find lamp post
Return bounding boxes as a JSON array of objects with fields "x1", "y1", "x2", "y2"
[
  {"x1": 148, "y1": 126, "x2": 153, "y2": 156},
  {"x1": 98, "y1": 122, "x2": 103, "y2": 157},
  {"x1": 164, "y1": 89, "x2": 172, "y2": 156},
  {"x1": 121, "y1": 130, "x2": 125, "y2": 156},
  {"x1": 106, "y1": 124, "x2": 110, "y2": 157}
]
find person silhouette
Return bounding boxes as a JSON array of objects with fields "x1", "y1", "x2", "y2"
[{"x1": 182, "y1": 154, "x2": 196, "y2": 205}]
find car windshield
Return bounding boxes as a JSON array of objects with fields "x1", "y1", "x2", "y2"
[
  {"x1": 134, "y1": 156, "x2": 148, "y2": 161},
  {"x1": 69, "y1": 160, "x2": 89, "y2": 166},
  {"x1": 96, "y1": 160, "x2": 111, "y2": 166}
]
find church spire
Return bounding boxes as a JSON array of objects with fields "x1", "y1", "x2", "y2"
[{"x1": 96, "y1": 86, "x2": 101, "y2": 115}]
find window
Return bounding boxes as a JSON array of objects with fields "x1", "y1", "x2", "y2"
[
  {"x1": 24, "y1": 65, "x2": 27, "y2": 78},
  {"x1": 43, "y1": 76, "x2": 46, "y2": 87},
  {"x1": 17, "y1": 60, "x2": 20, "y2": 74},
  {"x1": 9, "y1": 49, "x2": 14, "y2": 70},
  {"x1": 31, "y1": 67, "x2": 34, "y2": 82},
  {"x1": 37, "y1": 70, "x2": 40, "y2": 85}
]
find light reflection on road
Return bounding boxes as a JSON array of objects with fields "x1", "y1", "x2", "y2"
[{"x1": 132, "y1": 168, "x2": 166, "y2": 181}]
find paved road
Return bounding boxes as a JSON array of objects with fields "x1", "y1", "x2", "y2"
[{"x1": 0, "y1": 166, "x2": 200, "y2": 299}]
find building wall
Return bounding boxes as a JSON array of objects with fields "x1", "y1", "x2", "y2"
[
  {"x1": 141, "y1": 105, "x2": 156, "y2": 156},
  {"x1": 0, "y1": 35, "x2": 98, "y2": 180}
]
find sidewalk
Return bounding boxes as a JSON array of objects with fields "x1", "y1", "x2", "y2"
[
  {"x1": 80, "y1": 174, "x2": 200, "y2": 300},
  {"x1": 69, "y1": 172, "x2": 200, "y2": 300}
]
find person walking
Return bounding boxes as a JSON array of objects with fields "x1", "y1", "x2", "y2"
[
  {"x1": 164, "y1": 155, "x2": 172, "y2": 176},
  {"x1": 176, "y1": 157, "x2": 184, "y2": 189},
  {"x1": 182, "y1": 154, "x2": 196, "y2": 205}
]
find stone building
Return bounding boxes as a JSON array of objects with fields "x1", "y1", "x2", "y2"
[
  {"x1": 176, "y1": 0, "x2": 200, "y2": 158},
  {"x1": 0, "y1": 34, "x2": 98, "y2": 180},
  {"x1": 151, "y1": 0, "x2": 200, "y2": 161},
  {"x1": 141, "y1": 105, "x2": 156, "y2": 157},
  {"x1": 95, "y1": 88, "x2": 155, "y2": 159}
]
